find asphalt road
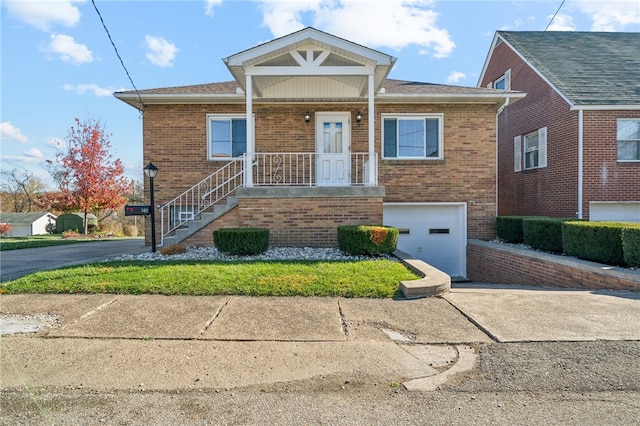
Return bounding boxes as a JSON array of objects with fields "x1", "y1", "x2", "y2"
[
  {"x1": 0, "y1": 239, "x2": 148, "y2": 282},
  {"x1": 2, "y1": 341, "x2": 639, "y2": 425}
]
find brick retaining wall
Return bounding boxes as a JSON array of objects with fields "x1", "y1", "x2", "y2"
[{"x1": 467, "y1": 239, "x2": 640, "y2": 291}]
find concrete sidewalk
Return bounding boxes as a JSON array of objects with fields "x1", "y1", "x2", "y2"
[{"x1": 1, "y1": 286, "x2": 639, "y2": 393}]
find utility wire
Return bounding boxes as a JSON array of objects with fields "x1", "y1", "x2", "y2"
[
  {"x1": 498, "y1": 0, "x2": 567, "y2": 94},
  {"x1": 91, "y1": 0, "x2": 146, "y2": 113}
]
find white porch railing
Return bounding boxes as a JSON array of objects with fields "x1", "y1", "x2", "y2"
[
  {"x1": 159, "y1": 158, "x2": 244, "y2": 245},
  {"x1": 249, "y1": 152, "x2": 377, "y2": 186}
]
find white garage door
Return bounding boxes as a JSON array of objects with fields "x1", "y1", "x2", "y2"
[
  {"x1": 383, "y1": 203, "x2": 467, "y2": 278},
  {"x1": 589, "y1": 202, "x2": 640, "y2": 223}
]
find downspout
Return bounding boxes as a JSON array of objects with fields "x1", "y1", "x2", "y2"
[
  {"x1": 496, "y1": 97, "x2": 510, "y2": 216},
  {"x1": 578, "y1": 109, "x2": 583, "y2": 219}
]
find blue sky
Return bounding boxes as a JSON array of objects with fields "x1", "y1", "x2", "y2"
[{"x1": 1, "y1": 0, "x2": 639, "y2": 188}]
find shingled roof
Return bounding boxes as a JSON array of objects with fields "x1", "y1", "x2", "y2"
[
  {"x1": 496, "y1": 31, "x2": 640, "y2": 106},
  {"x1": 115, "y1": 78, "x2": 521, "y2": 110},
  {"x1": 0, "y1": 212, "x2": 55, "y2": 224}
]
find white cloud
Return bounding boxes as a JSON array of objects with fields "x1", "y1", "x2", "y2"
[
  {"x1": 63, "y1": 83, "x2": 120, "y2": 97},
  {"x1": 447, "y1": 71, "x2": 466, "y2": 84},
  {"x1": 205, "y1": 0, "x2": 223, "y2": 16},
  {"x1": 4, "y1": 0, "x2": 83, "y2": 32},
  {"x1": 259, "y1": 0, "x2": 455, "y2": 58},
  {"x1": 47, "y1": 33, "x2": 93, "y2": 64},
  {"x1": 145, "y1": 35, "x2": 179, "y2": 67},
  {"x1": 25, "y1": 148, "x2": 44, "y2": 159},
  {"x1": 547, "y1": 12, "x2": 576, "y2": 31},
  {"x1": 4, "y1": 148, "x2": 44, "y2": 164},
  {"x1": 0, "y1": 122, "x2": 29, "y2": 143},
  {"x1": 572, "y1": 0, "x2": 640, "y2": 31}
]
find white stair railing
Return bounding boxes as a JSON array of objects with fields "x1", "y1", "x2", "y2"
[{"x1": 159, "y1": 159, "x2": 244, "y2": 246}]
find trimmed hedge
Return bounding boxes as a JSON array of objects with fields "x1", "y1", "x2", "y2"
[
  {"x1": 622, "y1": 226, "x2": 640, "y2": 268},
  {"x1": 337, "y1": 225, "x2": 399, "y2": 256},
  {"x1": 496, "y1": 216, "x2": 528, "y2": 243},
  {"x1": 213, "y1": 227, "x2": 269, "y2": 255},
  {"x1": 522, "y1": 217, "x2": 568, "y2": 253},
  {"x1": 562, "y1": 221, "x2": 627, "y2": 266}
]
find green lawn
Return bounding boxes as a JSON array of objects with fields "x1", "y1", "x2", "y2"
[
  {"x1": 1, "y1": 259, "x2": 419, "y2": 298},
  {"x1": 0, "y1": 235, "x2": 140, "y2": 251}
]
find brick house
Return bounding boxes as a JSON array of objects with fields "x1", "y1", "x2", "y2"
[
  {"x1": 478, "y1": 31, "x2": 640, "y2": 222},
  {"x1": 115, "y1": 27, "x2": 522, "y2": 278}
]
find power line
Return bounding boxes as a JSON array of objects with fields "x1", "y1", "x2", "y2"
[
  {"x1": 91, "y1": 0, "x2": 146, "y2": 113},
  {"x1": 499, "y1": 0, "x2": 567, "y2": 94}
]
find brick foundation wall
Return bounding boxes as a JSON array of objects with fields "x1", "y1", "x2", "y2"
[
  {"x1": 467, "y1": 239, "x2": 640, "y2": 291},
  {"x1": 236, "y1": 192, "x2": 383, "y2": 247},
  {"x1": 181, "y1": 205, "x2": 241, "y2": 247},
  {"x1": 179, "y1": 189, "x2": 383, "y2": 248}
]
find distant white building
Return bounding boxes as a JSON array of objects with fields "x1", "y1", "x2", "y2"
[{"x1": 0, "y1": 212, "x2": 57, "y2": 237}]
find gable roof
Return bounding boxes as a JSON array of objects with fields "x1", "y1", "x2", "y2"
[
  {"x1": 223, "y1": 27, "x2": 396, "y2": 99},
  {"x1": 0, "y1": 212, "x2": 56, "y2": 225},
  {"x1": 479, "y1": 31, "x2": 640, "y2": 108},
  {"x1": 116, "y1": 27, "x2": 524, "y2": 110}
]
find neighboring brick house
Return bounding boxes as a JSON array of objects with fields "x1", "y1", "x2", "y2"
[
  {"x1": 478, "y1": 31, "x2": 640, "y2": 222},
  {"x1": 115, "y1": 27, "x2": 522, "y2": 278}
]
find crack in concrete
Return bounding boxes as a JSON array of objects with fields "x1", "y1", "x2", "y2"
[{"x1": 199, "y1": 296, "x2": 232, "y2": 336}]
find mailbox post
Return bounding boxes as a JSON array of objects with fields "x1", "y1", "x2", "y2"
[{"x1": 143, "y1": 163, "x2": 159, "y2": 252}]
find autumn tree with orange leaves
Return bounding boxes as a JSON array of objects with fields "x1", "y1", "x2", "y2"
[{"x1": 44, "y1": 117, "x2": 130, "y2": 234}]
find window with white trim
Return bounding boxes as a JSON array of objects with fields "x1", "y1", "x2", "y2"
[
  {"x1": 617, "y1": 119, "x2": 640, "y2": 161},
  {"x1": 487, "y1": 69, "x2": 511, "y2": 90},
  {"x1": 382, "y1": 114, "x2": 443, "y2": 159},
  {"x1": 514, "y1": 127, "x2": 547, "y2": 171},
  {"x1": 207, "y1": 114, "x2": 247, "y2": 160}
]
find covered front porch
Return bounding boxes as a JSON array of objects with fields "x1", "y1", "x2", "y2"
[{"x1": 159, "y1": 28, "x2": 394, "y2": 246}]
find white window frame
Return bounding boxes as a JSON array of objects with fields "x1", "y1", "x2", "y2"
[
  {"x1": 206, "y1": 114, "x2": 250, "y2": 161},
  {"x1": 490, "y1": 69, "x2": 511, "y2": 90},
  {"x1": 381, "y1": 113, "x2": 444, "y2": 160},
  {"x1": 514, "y1": 126, "x2": 547, "y2": 172},
  {"x1": 617, "y1": 118, "x2": 640, "y2": 162}
]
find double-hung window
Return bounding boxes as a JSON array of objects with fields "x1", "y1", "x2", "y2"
[
  {"x1": 207, "y1": 114, "x2": 247, "y2": 160},
  {"x1": 514, "y1": 127, "x2": 547, "y2": 171},
  {"x1": 617, "y1": 119, "x2": 640, "y2": 161},
  {"x1": 383, "y1": 114, "x2": 443, "y2": 160}
]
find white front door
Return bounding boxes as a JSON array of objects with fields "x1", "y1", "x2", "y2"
[{"x1": 316, "y1": 113, "x2": 350, "y2": 186}]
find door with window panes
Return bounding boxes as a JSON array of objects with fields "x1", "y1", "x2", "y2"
[{"x1": 316, "y1": 113, "x2": 350, "y2": 186}]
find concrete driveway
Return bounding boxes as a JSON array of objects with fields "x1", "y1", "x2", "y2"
[{"x1": 0, "y1": 239, "x2": 148, "y2": 282}]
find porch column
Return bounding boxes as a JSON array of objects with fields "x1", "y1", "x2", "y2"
[
  {"x1": 367, "y1": 73, "x2": 376, "y2": 185},
  {"x1": 245, "y1": 74, "x2": 254, "y2": 187}
]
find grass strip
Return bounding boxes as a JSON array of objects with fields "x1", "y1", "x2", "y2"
[
  {"x1": 0, "y1": 236, "x2": 138, "y2": 251},
  {"x1": 1, "y1": 259, "x2": 418, "y2": 298}
]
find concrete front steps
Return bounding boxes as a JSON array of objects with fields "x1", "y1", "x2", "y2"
[{"x1": 161, "y1": 196, "x2": 238, "y2": 247}]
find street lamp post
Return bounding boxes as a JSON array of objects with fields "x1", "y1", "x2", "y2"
[{"x1": 143, "y1": 163, "x2": 159, "y2": 252}]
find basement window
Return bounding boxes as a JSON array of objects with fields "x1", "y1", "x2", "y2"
[{"x1": 429, "y1": 228, "x2": 450, "y2": 235}]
